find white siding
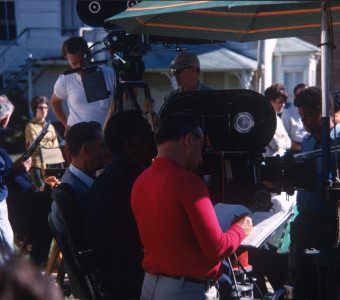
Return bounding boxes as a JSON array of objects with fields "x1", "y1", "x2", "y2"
[
  {"x1": 143, "y1": 71, "x2": 172, "y2": 112},
  {"x1": 16, "y1": 0, "x2": 61, "y2": 33},
  {"x1": 202, "y1": 72, "x2": 225, "y2": 89}
]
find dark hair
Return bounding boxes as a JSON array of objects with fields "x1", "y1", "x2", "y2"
[
  {"x1": 104, "y1": 110, "x2": 147, "y2": 154},
  {"x1": 294, "y1": 86, "x2": 322, "y2": 112},
  {"x1": 293, "y1": 83, "x2": 307, "y2": 96},
  {"x1": 30, "y1": 96, "x2": 49, "y2": 116},
  {"x1": 66, "y1": 121, "x2": 102, "y2": 157},
  {"x1": 61, "y1": 36, "x2": 89, "y2": 58},
  {"x1": 264, "y1": 83, "x2": 288, "y2": 103},
  {"x1": 155, "y1": 112, "x2": 200, "y2": 145},
  {"x1": 334, "y1": 91, "x2": 340, "y2": 112}
]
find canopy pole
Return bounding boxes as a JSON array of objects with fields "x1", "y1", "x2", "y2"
[
  {"x1": 321, "y1": 0, "x2": 331, "y2": 183},
  {"x1": 256, "y1": 40, "x2": 264, "y2": 93}
]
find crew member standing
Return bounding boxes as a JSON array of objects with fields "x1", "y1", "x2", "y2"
[
  {"x1": 292, "y1": 86, "x2": 340, "y2": 299},
  {"x1": 164, "y1": 52, "x2": 213, "y2": 102},
  {"x1": 131, "y1": 112, "x2": 252, "y2": 300},
  {"x1": 51, "y1": 37, "x2": 115, "y2": 135}
]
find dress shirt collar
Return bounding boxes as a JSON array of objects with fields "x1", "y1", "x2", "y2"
[{"x1": 69, "y1": 164, "x2": 94, "y2": 188}]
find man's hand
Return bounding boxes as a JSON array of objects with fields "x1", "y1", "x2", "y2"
[
  {"x1": 44, "y1": 176, "x2": 61, "y2": 190},
  {"x1": 12, "y1": 157, "x2": 31, "y2": 175},
  {"x1": 232, "y1": 213, "x2": 253, "y2": 236}
]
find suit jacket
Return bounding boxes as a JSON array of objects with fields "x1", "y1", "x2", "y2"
[
  {"x1": 50, "y1": 169, "x2": 92, "y2": 299},
  {"x1": 50, "y1": 168, "x2": 91, "y2": 239},
  {"x1": 84, "y1": 154, "x2": 145, "y2": 298}
]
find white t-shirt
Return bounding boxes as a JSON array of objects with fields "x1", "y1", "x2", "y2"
[
  {"x1": 264, "y1": 115, "x2": 291, "y2": 157},
  {"x1": 53, "y1": 65, "x2": 115, "y2": 127},
  {"x1": 281, "y1": 105, "x2": 307, "y2": 143}
]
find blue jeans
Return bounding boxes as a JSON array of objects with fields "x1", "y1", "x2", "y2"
[
  {"x1": 0, "y1": 200, "x2": 14, "y2": 253},
  {"x1": 141, "y1": 272, "x2": 219, "y2": 300}
]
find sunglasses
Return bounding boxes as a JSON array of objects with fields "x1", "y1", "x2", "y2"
[{"x1": 171, "y1": 66, "x2": 191, "y2": 75}]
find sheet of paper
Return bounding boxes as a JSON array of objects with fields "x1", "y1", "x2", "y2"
[
  {"x1": 241, "y1": 210, "x2": 293, "y2": 247},
  {"x1": 214, "y1": 203, "x2": 293, "y2": 248}
]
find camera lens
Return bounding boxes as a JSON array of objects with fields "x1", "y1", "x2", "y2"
[{"x1": 233, "y1": 112, "x2": 255, "y2": 134}]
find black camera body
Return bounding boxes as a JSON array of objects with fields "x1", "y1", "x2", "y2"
[{"x1": 159, "y1": 89, "x2": 317, "y2": 210}]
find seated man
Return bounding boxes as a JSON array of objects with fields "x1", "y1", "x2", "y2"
[
  {"x1": 50, "y1": 121, "x2": 109, "y2": 300},
  {"x1": 50, "y1": 121, "x2": 108, "y2": 241},
  {"x1": 84, "y1": 110, "x2": 157, "y2": 300}
]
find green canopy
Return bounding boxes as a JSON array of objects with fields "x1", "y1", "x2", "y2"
[{"x1": 107, "y1": 1, "x2": 340, "y2": 42}]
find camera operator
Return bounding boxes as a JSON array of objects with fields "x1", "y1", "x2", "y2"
[
  {"x1": 131, "y1": 112, "x2": 252, "y2": 300},
  {"x1": 292, "y1": 86, "x2": 340, "y2": 299},
  {"x1": 51, "y1": 37, "x2": 116, "y2": 136},
  {"x1": 293, "y1": 86, "x2": 340, "y2": 251}
]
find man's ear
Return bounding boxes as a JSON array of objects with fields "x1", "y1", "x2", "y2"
[
  {"x1": 183, "y1": 132, "x2": 194, "y2": 149},
  {"x1": 81, "y1": 143, "x2": 90, "y2": 156}
]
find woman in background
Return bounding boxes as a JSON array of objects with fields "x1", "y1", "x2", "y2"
[{"x1": 25, "y1": 96, "x2": 59, "y2": 190}]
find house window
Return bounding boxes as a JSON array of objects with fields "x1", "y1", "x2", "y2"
[
  {"x1": 0, "y1": 1, "x2": 16, "y2": 41},
  {"x1": 61, "y1": 0, "x2": 83, "y2": 36}
]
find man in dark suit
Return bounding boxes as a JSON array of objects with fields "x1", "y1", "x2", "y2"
[
  {"x1": 50, "y1": 121, "x2": 108, "y2": 239},
  {"x1": 84, "y1": 110, "x2": 157, "y2": 300},
  {"x1": 49, "y1": 121, "x2": 109, "y2": 299}
]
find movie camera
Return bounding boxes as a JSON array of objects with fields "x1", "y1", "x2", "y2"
[
  {"x1": 76, "y1": 0, "x2": 222, "y2": 81},
  {"x1": 158, "y1": 89, "x2": 317, "y2": 211}
]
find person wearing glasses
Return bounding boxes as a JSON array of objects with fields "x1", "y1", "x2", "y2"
[
  {"x1": 164, "y1": 52, "x2": 214, "y2": 102},
  {"x1": 25, "y1": 96, "x2": 60, "y2": 190},
  {"x1": 131, "y1": 112, "x2": 252, "y2": 300},
  {"x1": 263, "y1": 83, "x2": 291, "y2": 158}
]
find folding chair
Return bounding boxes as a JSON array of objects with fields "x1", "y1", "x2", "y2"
[
  {"x1": 50, "y1": 183, "x2": 111, "y2": 300},
  {"x1": 39, "y1": 145, "x2": 66, "y2": 180}
]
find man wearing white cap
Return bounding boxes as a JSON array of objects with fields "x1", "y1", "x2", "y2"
[{"x1": 164, "y1": 52, "x2": 213, "y2": 102}]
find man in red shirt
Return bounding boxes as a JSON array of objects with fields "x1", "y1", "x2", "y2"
[{"x1": 131, "y1": 112, "x2": 253, "y2": 300}]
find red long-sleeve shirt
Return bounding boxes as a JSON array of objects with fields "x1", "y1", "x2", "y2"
[{"x1": 131, "y1": 157, "x2": 245, "y2": 280}]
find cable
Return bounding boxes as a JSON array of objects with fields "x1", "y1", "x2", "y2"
[{"x1": 227, "y1": 256, "x2": 240, "y2": 300}]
